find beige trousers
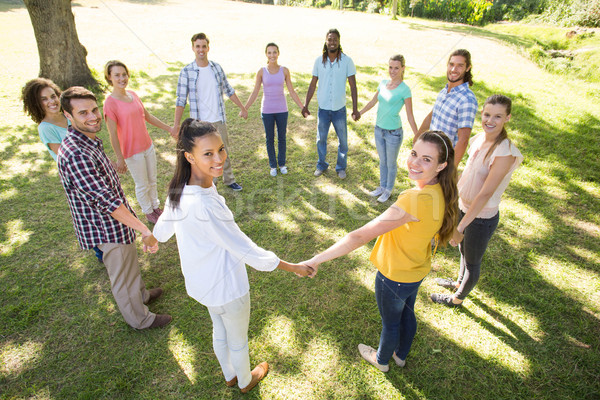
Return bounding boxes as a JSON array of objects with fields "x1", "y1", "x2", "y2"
[
  {"x1": 98, "y1": 242, "x2": 155, "y2": 329},
  {"x1": 212, "y1": 121, "x2": 235, "y2": 185}
]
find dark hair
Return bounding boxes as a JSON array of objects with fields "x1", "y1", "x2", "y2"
[
  {"x1": 389, "y1": 54, "x2": 406, "y2": 80},
  {"x1": 191, "y1": 32, "x2": 209, "y2": 44},
  {"x1": 416, "y1": 131, "x2": 459, "y2": 245},
  {"x1": 21, "y1": 78, "x2": 62, "y2": 124},
  {"x1": 483, "y1": 94, "x2": 512, "y2": 160},
  {"x1": 168, "y1": 119, "x2": 219, "y2": 209},
  {"x1": 322, "y1": 28, "x2": 343, "y2": 65},
  {"x1": 60, "y1": 86, "x2": 97, "y2": 115},
  {"x1": 448, "y1": 49, "x2": 473, "y2": 86},
  {"x1": 104, "y1": 60, "x2": 129, "y2": 86}
]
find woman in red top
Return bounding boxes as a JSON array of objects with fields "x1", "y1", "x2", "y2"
[{"x1": 103, "y1": 60, "x2": 173, "y2": 223}]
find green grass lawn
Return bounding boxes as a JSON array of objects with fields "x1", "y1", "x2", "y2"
[{"x1": 2, "y1": 32, "x2": 600, "y2": 400}]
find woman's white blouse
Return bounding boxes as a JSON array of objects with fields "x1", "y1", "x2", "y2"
[{"x1": 153, "y1": 184, "x2": 279, "y2": 307}]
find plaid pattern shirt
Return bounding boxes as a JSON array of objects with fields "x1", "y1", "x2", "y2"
[
  {"x1": 57, "y1": 128, "x2": 136, "y2": 250},
  {"x1": 430, "y1": 82, "x2": 478, "y2": 146},
  {"x1": 175, "y1": 60, "x2": 235, "y2": 123}
]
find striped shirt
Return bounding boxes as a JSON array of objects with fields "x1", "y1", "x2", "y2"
[
  {"x1": 430, "y1": 82, "x2": 478, "y2": 146},
  {"x1": 176, "y1": 60, "x2": 235, "y2": 123},
  {"x1": 57, "y1": 128, "x2": 136, "y2": 249}
]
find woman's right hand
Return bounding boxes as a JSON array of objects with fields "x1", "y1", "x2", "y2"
[
  {"x1": 450, "y1": 228, "x2": 464, "y2": 247},
  {"x1": 301, "y1": 257, "x2": 319, "y2": 278}
]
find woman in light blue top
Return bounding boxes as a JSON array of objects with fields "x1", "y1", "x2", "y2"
[
  {"x1": 21, "y1": 78, "x2": 103, "y2": 262},
  {"x1": 359, "y1": 55, "x2": 419, "y2": 203},
  {"x1": 22, "y1": 78, "x2": 69, "y2": 161}
]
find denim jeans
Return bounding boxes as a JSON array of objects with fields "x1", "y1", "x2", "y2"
[
  {"x1": 375, "y1": 271, "x2": 423, "y2": 364},
  {"x1": 261, "y1": 112, "x2": 288, "y2": 168},
  {"x1": 316, "y1": 107, "x2": 348, "y2": 172},
  {"x1": 455, "y1": 210, "x2": 500, "y2": 300},
  {"x1": 374, "y1": 126, "x2": 403, "y2": 191},
  {"x1": 206, "y1": 293, "x2": 252, "y2": 389}
]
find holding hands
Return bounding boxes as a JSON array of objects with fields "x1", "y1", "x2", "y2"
[
  {"x1": 142, "y1": 232, "x2": 159, "y2": 253},
  {"x1": 449, "y1": 228, "x2": 464, "y2": 247}
]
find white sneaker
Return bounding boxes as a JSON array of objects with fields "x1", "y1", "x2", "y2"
[
  {"x1": 280, "y1": 166, "x2": 288, "y2": 174},
  {"x1": 270, "y1": 168, "x2": 277, "y2": 177},
  {"x1": 369, "y1": 187, "x2": 384, "y2": 197},
  {"x1": 392, "y1": 352, "x2": 406, "y2": 367},
  {"x1": 377, "y1": 190, "x2": 392, "y2": 203},
  {"x1": 358, "y1": 344, "x2": 389, "y2": 372}
]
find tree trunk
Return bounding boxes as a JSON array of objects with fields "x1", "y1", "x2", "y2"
[
  {"x1": 23, "y1": 0, "x2": 97, "y2": 89},
  {"x1": 392, "y1": 0, "x2": 398, "y2": 19}
]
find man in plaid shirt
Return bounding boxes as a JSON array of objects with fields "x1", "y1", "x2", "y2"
[
  {"x1": 57, "y1": 86, "x2": 171, "y2": 330},
  {"x1": 172, "y1": 32, "x2": 247, "y2": 192},
  {"x1": 418, "y1": 49, "x2": 478, "y2": 167}
]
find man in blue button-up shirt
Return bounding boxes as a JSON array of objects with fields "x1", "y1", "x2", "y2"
[{"x1": 303, "y1": 29, "x2": 359, "y2": 179}]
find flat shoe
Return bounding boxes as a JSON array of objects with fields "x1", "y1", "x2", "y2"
[
  {"x1": 392, "y1": 352, "x2": 406, "y2": 367},
  {"x1": 225, "y1": 376, "x2": 237, "y2": 387},
  {"x1": 357, "y1": 343, "x2": 389, "y2": 372},
  {"x1": 240, "y1": 361, "x2": 269, "y2": 393}
]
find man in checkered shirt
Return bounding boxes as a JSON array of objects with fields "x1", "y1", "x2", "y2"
[
  {"x1": 57, "y1": 87, "x2": 171, "y2": 330},
  {"x1": 418, "y1": 49, "x2": 478, "y2": 166}
]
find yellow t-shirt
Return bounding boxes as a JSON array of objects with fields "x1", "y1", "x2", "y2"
[{"x1": 369, "y1": 184, "x2": 445, "y2": 283}]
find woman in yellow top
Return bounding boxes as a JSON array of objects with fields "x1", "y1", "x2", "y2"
[{"x1": 303, "y1": 131, "x2": 458, "y2": 371}]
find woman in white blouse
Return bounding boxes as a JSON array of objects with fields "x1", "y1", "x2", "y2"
[{"x1": 431, "y1": 94, "x2": 523, "y2": 307}]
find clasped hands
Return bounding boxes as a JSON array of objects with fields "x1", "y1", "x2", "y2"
[
  {"x1": 449, "y1": 228, "x2": 464, "y2": 247},
  {"x1": 292, "y1": 257, "x2": 319, "y2": 278},
  {"x1": 142, "y1": 231, "x2": 159, "y2": 253}
]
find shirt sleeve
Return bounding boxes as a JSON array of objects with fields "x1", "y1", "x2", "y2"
[
  {"x1": 38, "y1": 123, "x2": 62, "y2": 146},
  {"x1": 346, "y1": 55, "x2": 356, "y2": 77},
  {"x1": 457, "y1": 92, "x2": 478, "y2": 129},
  {"x1": 176, "y1": 67, "x2": 189, "y2": 108},
  {"x1": 103, "y1": 96, "x2": 117, "y2": 122},
  {"x1": 216, "y1": 64, "x2": 235, "y2": 98},
  {"x1": 312, "y1": 57, "x2": 320, "y2": 77},
  {"x1": 62, "y1": 152, "x2": 124, "y2": 215},
  {"x1": 202, "y1": 199, "x2": 279, "y2": 271},
  {"x1": 153, "y1": 198, "x2": 176, "y2": 243},
  {"x1": 394, "y1": 190, "x2": 418, "y2": 219}
]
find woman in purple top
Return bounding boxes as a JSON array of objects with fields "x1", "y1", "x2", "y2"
[{"x1": 244, "y1": 43, "x2": 304, "y2": 176}]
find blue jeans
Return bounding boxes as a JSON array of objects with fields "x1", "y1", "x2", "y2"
[
  {"x1": 316, "y1": 107, "x2": 348, "y2": 172},
  {"x1": 374, "y1": 126, "x2": 403, "y2": 191},
  {"x1": 375, "y1": 271, "x2": 423, "y2": 364},
  {"x1": 455, "y1": 210, "x2": 499, "y2": 300},
  {"x1": 261, "y1": 112, "x2": 288, "y2": 168}
]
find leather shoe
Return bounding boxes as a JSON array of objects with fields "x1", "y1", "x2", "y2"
[
  {"x1": 144, "y1": 288, "x2": 163, "y2": 304},
  {"x1": 144, "y1": 287, "x2": 163, "y2": 304},
  {"x1": 226, "y1": 376, "x2": 237, "y2": 387},
  {"x1": 240, "y1": 361, "x2": 269, "y2": 393},
  {"x1": 147, "y1": 314, "x2": 172, "y2": 329}
]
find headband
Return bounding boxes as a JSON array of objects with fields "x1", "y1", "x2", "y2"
[{"x1": 431, "y1": 132, "x2": 449, "y2": 162}]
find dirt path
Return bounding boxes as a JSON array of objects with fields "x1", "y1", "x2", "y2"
[{"x1": 0, "y1": 0, "x2": 537, "y2": 126}]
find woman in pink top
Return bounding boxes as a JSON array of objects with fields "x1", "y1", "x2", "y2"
[
  {"x1": 103, "y1": 60, "x2": 173, "y2": 224},
  {"x1": 243, "y1": 43, "x2": 304, "y2": 177},
  {"x1": 431, "y1": 94, "x2": 523, "y2": 307}
]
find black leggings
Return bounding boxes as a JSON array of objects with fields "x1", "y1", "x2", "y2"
[{"x1": 454, "y1": 210, "x2": 499, "y2": 300}]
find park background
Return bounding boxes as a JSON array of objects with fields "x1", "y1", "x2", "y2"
[{"x1": 1, "y1": 0, "x2": 599, "y2": 399}]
